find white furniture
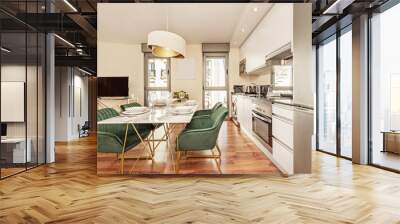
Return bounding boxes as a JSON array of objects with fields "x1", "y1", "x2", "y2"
[
  {"x1": 236, "y1": 95, "x2": 253, "y2": 132},
  {"x1": 272, "y1": 103, "x2": 313, "y2": 175},
  {"x1": 1, "y1": 138, "x2": 32, "y2": 163},
  {"x1": 98, "y1": 105, "x2": 197, "y2": 125},
  {"x1": 272, "y1": 104, "x2": 294, "y2": 175}
]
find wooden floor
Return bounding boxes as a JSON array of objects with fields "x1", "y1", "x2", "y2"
[
  {"x1": 1, "y1": 131, "x2": 400, "y2": 223},
  {"x1": 97, "y1": 122, "x2": 278, "y2": 174}
]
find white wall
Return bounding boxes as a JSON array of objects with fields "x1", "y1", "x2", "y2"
[
  {"x1": 97, "y1": 42, "x2": 144, "y2": 109},
  {"x1": 54, "y1": 67, "x2": 89, "y2": 141},
  {"x1": 170, "y1": 45, "x2": 203, "y2": 105}
]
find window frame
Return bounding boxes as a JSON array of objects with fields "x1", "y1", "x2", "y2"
[
  {"x1": 143, "y1": 53, "x2": 171, "y2": 106},
  {"x1": 202, "y1": 52, "x2": 229, "y2": 110},
  {"x1": 315, "y1": 24, "x2": 353, "y2": 160}
]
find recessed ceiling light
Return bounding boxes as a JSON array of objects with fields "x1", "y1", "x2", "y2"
[
  {"x1": 253, "y1": 7, "x2": 258, "y2": 12},
  {"x1": 63, "y1": 0, "x2": 78, "y2": 12},
  {"x1": 1, "y1": 47, "x2": 11, "y2": 53},
  {"x1": 54, "y1": 34, "x2": 75, "y2": 48},
  {"x1": 241, "y1": 28, "x2": 245, "y2": 33}
]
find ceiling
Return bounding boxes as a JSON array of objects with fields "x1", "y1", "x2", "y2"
[{"x1": 98, "y1": 3, "x2": 273, "y2": 47}]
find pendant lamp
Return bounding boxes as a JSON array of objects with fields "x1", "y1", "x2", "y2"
[{"x1": 147, "y1": 7, "x2": 186, "y2": 58}]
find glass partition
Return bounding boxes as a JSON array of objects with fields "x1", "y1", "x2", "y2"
[
  {"x1": 317, "y1": 36, "x2": 337, "y2": 155},
  {"x1": 339, "y1": 28, "x2": 352, "y2": 158},
  {"x1": 370, "y1": 3, "x2": 400, "y2": 171},
  {"x1": 0, "y1": 2, "x2": 46, "y2": 179}
]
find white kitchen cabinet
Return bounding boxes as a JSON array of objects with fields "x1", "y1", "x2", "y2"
[
  {"x1": 240, "y1": 5, "x2": 293, "y2": 72},
  {"x1": 272, "y1": 103, "x2": 294, "y2": 175},
  {"x1": 272, "y1": 116, "x2": 293, "y2": 149},
  {"x1": 272, "y1": 138, "x2": 293, "y2": 175},
  {"x1": 272, "y1": 103, "x2": 312, "y2": 175},
  {"x1": 236, "y1": 96, "x2": 253, "y2": 133}
]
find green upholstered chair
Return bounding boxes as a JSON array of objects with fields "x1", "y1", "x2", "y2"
[
  {"x1": 97, "y1": 108, "x2": 153, "y2": 173},
  {"x1": 193, "y1": 102, "x2": 223, "y2": 118},
  {"x1": 176, "y1": 106, "x2": 228, "y2": 173}
]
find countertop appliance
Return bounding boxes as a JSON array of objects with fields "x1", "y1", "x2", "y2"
[
  {"x1": 257, "y1": 85, "x2": 270, "y2": 97},
  {"x1": 233, "y1": 85, "x2": 244, "y2": 94},
  {"x1": 245, "y1": 85, "x2": 257, "y2": 94}
]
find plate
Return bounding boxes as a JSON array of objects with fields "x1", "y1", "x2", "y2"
[
  {"x1": 121, "y1": 107, "x2": 150, "y2": 115},
  {"x1": 184, "y1": 100, "x2": 197, "y2": 106},
  {"x1": 170, "y1": 106, "x2": 193, "y2": 115}
]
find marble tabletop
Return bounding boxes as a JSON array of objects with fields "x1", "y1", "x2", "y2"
[{"x1": 98, "y1": 104, "x2": 198, "y2": 125}]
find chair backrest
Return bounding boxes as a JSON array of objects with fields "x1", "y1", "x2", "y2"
[
  {"x1": 211, "y1": 102, "x2": 223, "y2": 113},
  {"x1": 97, "y1": 108, "x2": 119, "y2": 122},
  {"x1": 208, "y1": 106, "x2": 228, "y2": 147},
  {"x1": 120, "y1": 102, "x2": 142, "y2": 111},
  {"x1": 211, "y1": 106, "x2": 228, "y2": 130}
]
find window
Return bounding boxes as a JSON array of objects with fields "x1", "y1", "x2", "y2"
[
  {"x1": 316, "y1": 26, "x2": 353, "y2": 159},
  {"x1": 144, "y1": 54, "x2": 170, "y2": 105},
  {"x1": 317, "y1": 36, "x2": 337, "y2": 155},
  {"x1": 339, "y1": 28, "x2": 352, "y2": 158},
  {"x1": 370, "y1": 3, "x2": 400, "y2": 171},
  {"x1": 203, "y1": 53, "x2": 228, "y2": 109}
]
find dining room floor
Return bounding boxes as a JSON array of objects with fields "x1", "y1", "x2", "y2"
[{"x1": 97, "y1": 121, "x2": 279, "y2": 175}]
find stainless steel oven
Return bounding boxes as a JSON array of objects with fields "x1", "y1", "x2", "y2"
[{"x1": 252, "y1": 110, "x2": 272, "y2": 152}]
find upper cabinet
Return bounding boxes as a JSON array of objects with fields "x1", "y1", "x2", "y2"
[{"x1": 240, "y1": 4, "x2": 293, "y2": 73}]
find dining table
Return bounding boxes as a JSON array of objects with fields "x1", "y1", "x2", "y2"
[{"x1": 97, "y1": 103, "x2": 198, "y2": 173}]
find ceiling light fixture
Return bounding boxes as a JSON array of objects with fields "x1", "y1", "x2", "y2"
[
  {"x1": 322, "y1": 0, "x2": 352, "y2": 15},
  {"x1": 1, "y1": 47, "x2": 11, "y2": 53},
  {"x1": 54, "y1": 34, "x2": 75, "y2": 48},
  {"x1": 147, "y1": 6, "x2": 186, "y2": 58},
  {"x1": 241, "y1": 28, "x2": 245, "y2": 33},
  {"x1": 78, "y1": 67, "x2": 93, "y2": 76},
  {"x1": 63, "y1": 0, "x2": 78, "y2": 12},
  {"x1": 253, "y1": 7, "x2": 258, "y2": 12}
]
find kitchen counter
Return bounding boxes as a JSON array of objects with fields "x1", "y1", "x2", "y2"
[
  {"x1": 272, "y1": 99, "x2": 314, "y2": 110},
  {"x1": 232, "y1": 92, "x2": 314, "y2": 110}
]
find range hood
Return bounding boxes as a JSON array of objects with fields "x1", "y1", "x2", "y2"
[{"x1": 246, "y1": 43, "x2": 292, "y2": 76}]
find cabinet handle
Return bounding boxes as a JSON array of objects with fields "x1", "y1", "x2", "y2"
[
  {"x1": 272, "y1": 114, "x2": 293, "y2": 124},
  {"x1": 272, "y1": 137, "x2": 293, "y2": 152}
]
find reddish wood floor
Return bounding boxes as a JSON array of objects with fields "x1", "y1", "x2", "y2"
[{"x1": 97, "y1": 121, "x2": 279, "y2": 175}]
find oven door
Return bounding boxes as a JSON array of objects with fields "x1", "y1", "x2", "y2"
[{"x1": 252, "y1": 110, "x2": 272, "y2": 152}]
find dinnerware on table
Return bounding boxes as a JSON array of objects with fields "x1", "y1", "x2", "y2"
[
  {"x1": 121, "y1": 107, "x2": 150, "y2": 115},
  {"x1": 170, "y1": 106, "x2": 194, "y2": 115},
  {"x1": 184, "y1": 100, "x2": 197, "y2": 106}
]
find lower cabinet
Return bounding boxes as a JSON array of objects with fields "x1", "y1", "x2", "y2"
[
  {"x1": 272, "y1": 103, "x2": 295, "y2": 175},
  {"x1": 273, "y1": 138, "x2": 293, "y2": 175},
  {"x1": 237, "y1": 95, "x2": 253, "y2": 133}
]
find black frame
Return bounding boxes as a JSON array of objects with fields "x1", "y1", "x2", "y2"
[
  {"x1": 367, "y1": 0, "x2": 400, "y2": 173},
  {"x1": 315, "y1": 24, "x2": 353, "y2": 161},
  {"x1": 0, "y1": 0, "x2": 47, "y2": 180}
]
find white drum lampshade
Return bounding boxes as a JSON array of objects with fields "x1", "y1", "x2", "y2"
[{"x1": 147, "y1": 30, "x2": 186, "y2": 58}]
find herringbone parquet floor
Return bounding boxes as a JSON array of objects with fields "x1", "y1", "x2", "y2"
[{"x1": 1, "y1": 123, "x2": 400, "y2": 223}]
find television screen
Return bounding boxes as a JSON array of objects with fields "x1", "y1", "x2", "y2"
[{"x1": 98, "y1": 77, "x2": 129, "y2": 97}]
